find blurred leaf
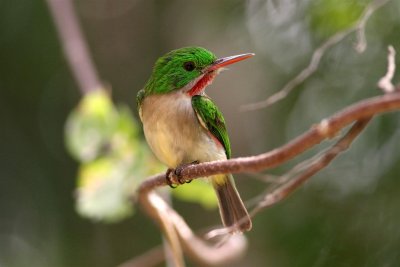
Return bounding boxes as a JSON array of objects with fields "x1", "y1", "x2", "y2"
[
  {"x1": 76, "y1": 158, "x2": 134, "y2": 222},
  {"x1": 65, "y1": 89, "x2": 164, "y2": 222},
  {"x1": 65, "y1": 89, "x2": 220, "y2": 220},
  {"x1": 65, "y1": 90, "x2": 117, "y2": 162},
  {"x1": 309, "y1": 0, "x2": 368, "y2": 38},
  {"x1": 172, "y1": 179, "x2": 218, "y2": 209},
  {"x1": 109, "y1": 105, "x2": 139, "y2": 159}
]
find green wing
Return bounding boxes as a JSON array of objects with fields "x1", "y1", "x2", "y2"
[{"x1": 191, "y1": 95, "x2": 231, "y2": 159}]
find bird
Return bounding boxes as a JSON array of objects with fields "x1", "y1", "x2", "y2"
[{"x1": 137, "y1": 47, "x2": 253, "y2": 232}]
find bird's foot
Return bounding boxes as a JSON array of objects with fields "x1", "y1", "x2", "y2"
[
  {"x1": 175, "y1": 160, "x2": 199, "y2": 184},
  {"x1": 166, "y1": 168, "x2": 177, "y2": 188},
  {"x1": 166, "y1": 161, "x2": 200, "y2": 188}
]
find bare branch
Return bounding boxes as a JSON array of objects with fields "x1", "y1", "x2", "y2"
[
  {"x1": 137, "y1": 191, "x2": 248, "y2": 266},
  {"x1": 241, "y1": 0, "x2": 392, "y2": 111},
  {"x1": 151, "y1": 193, "x2": 185, "y2": 267},
  {"x1": 46, "y1": 0, "x2": 102, "y2": 94},
  {"x1": 378, "y1": 45, "x2": 397, "y2": 93},
  {"x1": 140, "y1": 92, "x2": 400, "y2": 191},
  {"x1": 251, "y1": 117, "x2": 371, "y2": 214}
]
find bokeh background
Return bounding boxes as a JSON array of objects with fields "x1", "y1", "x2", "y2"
[{"x1": 1, "y1": 0, "x2": 400, "y2": 266}]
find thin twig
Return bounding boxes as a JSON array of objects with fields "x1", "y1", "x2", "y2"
[
  {"x1": 378, "y1": 45, "x2": 397, "y2": 93},
  {"x1": 251, "y1": 117, "x2": 372, "y2": 215},
  {"x1": 241, "y1": 0, "x2": 391, "y2": 111},
  {"x1": 46, "y1": 0, "x2": 102, "y2": 94},
  {"x1": 354, "y1": 0, "x2": 388, "y2": 52}
]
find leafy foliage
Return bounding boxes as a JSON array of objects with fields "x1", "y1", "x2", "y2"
[
  {"x1": 65, "y1": 90, "x2": 217, "y2": 222},
  {"x1": 65, "y1": 90, "x2": 159, "y2": 221}
]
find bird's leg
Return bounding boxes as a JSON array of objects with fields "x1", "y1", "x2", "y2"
[
  {"x1": 166, "y1": 161, "x2": 200, "y2": 187},
  {"x1": 165, "y1": 161, "x2": 200, "y2": 187}
]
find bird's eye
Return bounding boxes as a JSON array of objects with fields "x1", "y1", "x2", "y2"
[{"x1": 183, "y1": 61, "x2": 195, "y2": 71}]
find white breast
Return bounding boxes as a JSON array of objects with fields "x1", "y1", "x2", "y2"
[{"x1": 140, "y1": 91, "x2": 227, "y2": 168}]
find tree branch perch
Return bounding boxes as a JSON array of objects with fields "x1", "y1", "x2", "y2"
[{"x1": 139, "y1": 91, "x2": 400, "y2": 192}]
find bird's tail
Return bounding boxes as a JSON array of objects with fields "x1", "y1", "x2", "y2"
[{"x1": 212, "y1": 174, "x2": 252, "y2": 232}]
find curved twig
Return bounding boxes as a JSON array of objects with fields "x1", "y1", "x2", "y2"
[{"x1": 137, "y1": 191, "x2": 248, "y2": 266}]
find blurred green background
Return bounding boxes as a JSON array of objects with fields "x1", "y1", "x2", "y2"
[{"x1": 1, "y1": 0, "x2": 400, "y2": 266}]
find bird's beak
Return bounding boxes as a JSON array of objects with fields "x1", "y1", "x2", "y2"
[{"x1": 205, "y1": 53, "x2": 255, "y2": 73}]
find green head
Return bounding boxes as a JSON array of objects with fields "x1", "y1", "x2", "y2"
[
  {"x1": 144, "y1": 47, "x2": 216, "y2": 95},
  {"x1": 143, "y1": 47, "x2": 254, "y2": 96}
]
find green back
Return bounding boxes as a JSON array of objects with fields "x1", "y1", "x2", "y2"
[{"x1": 192, "y1": 95, "x2": 231, "y2": 159}]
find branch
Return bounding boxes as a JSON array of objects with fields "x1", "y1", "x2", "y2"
[
  {"x1": 139, "y1": 91, "x2": 400, "y2": 191},
  {"x1": 241, "y1": 0, "x2": 391, "y2": 111},
  {"x1": 251, "y1": 117, "x2": 371, "y2": 214},
  {"x1": 378, "y1": 45, "x2": 397, "y2": 93},
  {"x1": 136, "y1": 191, "x2": 248, "y2": 266},
  {"x1": 201, "y1": 116, "x2": 373, "y2": 240},
  {"x1": 46, "y1": 0, "x2": 102, "y2": 94}
]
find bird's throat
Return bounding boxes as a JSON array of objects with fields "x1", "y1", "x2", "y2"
[{"x1": 187, "y1": 72, "x2": 217, "y2": 96}]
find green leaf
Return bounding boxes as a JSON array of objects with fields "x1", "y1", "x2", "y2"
[
  {"x1": 65, "y1": 89, "x2": 164, "y2": 223},
  {"x1": 65, "y1": 90, "x2": 117, "y2": 162},
  {"x1": 76, "y1": 158, "x2": 134, "y2": 222}
]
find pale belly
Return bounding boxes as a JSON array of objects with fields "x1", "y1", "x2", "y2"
[{"x1": 140, "y1": 92, "x2": 227, "y2": 168}]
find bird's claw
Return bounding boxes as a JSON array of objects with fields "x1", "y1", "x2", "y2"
[
  {"x1": 166, "y1": 161, "x2": 200, "y2": 188},
  {"x1": 177, "y1": 160, "x2": 200, "y2": 184},
  {"x1": 165, "y1": 168, "x2": 177, "y2": 188}
]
